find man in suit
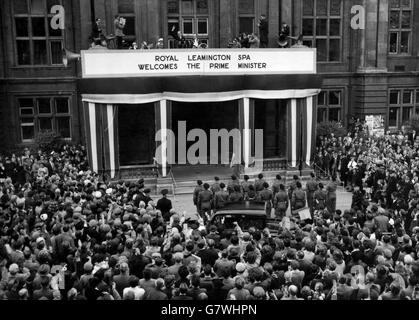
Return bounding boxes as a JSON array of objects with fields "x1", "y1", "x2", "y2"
[
  {"x1": 258, "y1": 14, "x2": 269, "y2": 48},
  {"x1": 156, "y1": 189, "x2": 172, "y2": 222},
  {"x1": 306, "y1": 172, "x2": 319, "y2": 215},
  {"x1": 241, "y1": 175, "x2": 252, "y2": 200},
  {"x1": 340, "y1": 155, "x2": 350, "y2": 188},
  {"x1": 288, "y1": 175, "x2": 300, "y2": 200}
]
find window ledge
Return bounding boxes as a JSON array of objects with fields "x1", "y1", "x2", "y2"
[{"x1": 11, "y1": 65, "x2": 69, "y2": 70}]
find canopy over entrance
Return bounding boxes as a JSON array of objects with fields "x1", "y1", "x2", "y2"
[{"x1": 78, "y1": 49, "x2": 322, "y2": 179}]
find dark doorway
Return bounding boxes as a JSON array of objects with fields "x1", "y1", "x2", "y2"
[
  {"x1": 171, "y1": 101, "x2": 239, "y2": 164},
  {"x1": 254, "y1": 99, "x2": 288, "y2": 159},
  {"x1": 118, "y1": 104, "x2": 156, "y2": 166}
]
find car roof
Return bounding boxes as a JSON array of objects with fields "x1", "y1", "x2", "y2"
[{"x1": 213, "y1": 201, "x2": 267, "y2": 217}]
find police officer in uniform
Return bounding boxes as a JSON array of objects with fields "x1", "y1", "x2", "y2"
[
  {"x1": 227, "y1": 175, "x2": 240, "y2": 195},
  {"x1": 274, "y1": 184, "x2": 289, "y2": 219},
  {"x1": 254, "y1": 174, "x2": 266, "y2": 195},
  {"x1": 314, "y1": 183, "x2": 327, "y2": 211},
  {"x1": 288, "y1": 175, "x2": 300, "y2": 201},
  {"x1": 326, "y1": 176, "x2": 338, "y2": 214},
  {"x1": 258, "y1": 182, "x2": 273, "y2": 216},
  {"x1": 305, "y1": 172, "x2": 319, "y2": 215},
  {"x1": 272, "y1": 175, "x2": 283, "y2": 196},
  {"x1": 193, "y1": 180, "x2": 204, "y2": 213},
  {"x1": 291, "y1": 182, "x2": 306, "y2": 212},
  {"x1": 213, "y1": 183, "x2": 229, "y2": 213},
  {"x1": 210, "y1": 177, "x2": 221, "y2": 194},
  {"x1": 241, "y1": 175, "x2": 252, "y2": 200},
  {"x1": 198, "y1": 183, "x2": 213, "y2": 222}
]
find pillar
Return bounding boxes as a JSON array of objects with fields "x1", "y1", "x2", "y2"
[
  {"x1": 290, "y1": 98, "x2": 298, "y2": 168},
  {"x1": 155, "y1": 100, "x2": 169, "y2": 177},
  {"x1": 268, "y1": 0, "x2": 280, "y2": 47}
]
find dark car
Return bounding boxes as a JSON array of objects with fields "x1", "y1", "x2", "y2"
[{"x1": 210, "y1": 201, "x2": 279, "y2": 235}]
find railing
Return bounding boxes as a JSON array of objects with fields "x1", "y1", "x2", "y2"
[
  {"x1": 168, "y1": 167, "x2": 177, "y2": 201},
  {"x1": 313, "y1": 162, "x2": 329, "y2": 180}
]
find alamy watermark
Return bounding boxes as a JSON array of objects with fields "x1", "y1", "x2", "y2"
[
  {"x1": 50, "y1": 5, "x2": 65, "y2": 30},
  {"x1": 154, "y1": 121, "x2": 265, "y2": 175}
]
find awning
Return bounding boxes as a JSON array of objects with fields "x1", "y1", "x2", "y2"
[{"x1": 79, "y1": 74, "x2": 322, "y2": 104}]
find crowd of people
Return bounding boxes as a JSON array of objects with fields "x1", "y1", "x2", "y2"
[
  {"x1": 1, "y1": 120, "x2": 419, "y2": 300},
  {"x1": 90, "y1": 14, "x2": 273, "y2": 50}
]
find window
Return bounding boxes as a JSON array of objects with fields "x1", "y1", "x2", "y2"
[
  {"x1": 13, "y1": 0, "x2": 64, "y2": 66},
  {"x1": 389, "y1": 0, "x2": 413, "y2": 54},
  {"x1": 388, "y1": 88, "x2": 419, "y2": 128},
  {"x1": 238, "y1": 0, "x2": 255, "y2": 34},
  {"x1": 302, "y1": 0, "x2": 342, "y2": 62},
  {"x1": 118, "y1": 0, "x2": 136, "y2": 46},
  {"x1": 18, "y1": 97, "x2": 71, "y2": 142},
  {"x1": 167, "y1": 0, "x2": 209, "y2": 48},
  {"x1": 317, "y1": 89, "x2": 343, "y2": 123}
]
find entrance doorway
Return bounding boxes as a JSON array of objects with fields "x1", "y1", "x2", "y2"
[
  {"x1": 171, "y1": 101, "x2": 239, "y2": 165},
  {"x1": 254, "y1": 99, "x2": 288, "y2": 159},
  {"x1": 118, "y1": 104, "x2": 156, "y2": 166}
]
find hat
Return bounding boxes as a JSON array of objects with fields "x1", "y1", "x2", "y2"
[
  {"x1": 84, "y1": 262, "x2": 93, "y2": 272},
  {"x1": 93, "y1": 191, "x2": 102, "y2": 199},
  {"x1": 106, "y1": 188, "x2": 113, "y2": 195},
  {"x1": 236, "y1": 263, "x2": 246, "y2": 273},
  {"x1": 161, "y1": 189, "x2": 169, "y2": 196},
  {"x1": 144, "y1": 188, "x2": 151, "y2": 194},
  {"x1": 138, "y1": 179, "x2": 145, "y2": 185},
  {"x1": 173, "y1": 244, "x2": 184, "y2": 253},
  {"x1": 89, "y1": 219, "x2": 98, "y2": 228},
  {"x1": 253, "y1": 286, "x2": 265, "y2": 298},
  {"x1": 9, "y1": 263, "x2": 19, "y2": 274},
  {"x1": 38, "y1": 264, "x2": 50, "y2": 275}
]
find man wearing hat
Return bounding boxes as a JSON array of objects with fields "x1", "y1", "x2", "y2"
[
  {"x1": 156, "y1": 189, "x2": 172, "y2": 222},
  {"x1": 210, "y1": 177, "x2": 221, "y2": 194},
  {"x1": 193, "y1": 180, "x2": 204, "y2": 212}
]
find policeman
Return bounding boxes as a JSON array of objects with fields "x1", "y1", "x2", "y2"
[
  {"x1": 198, "y1": 183, "x2": 213, "y2": 222},
  {"x1": 326, "y1": 176, "x2": 338, "y2": 214},
  {"x1": 291, "y1": 182, "x2": 306, "y2": 211},
  {"x1": 306, "y1": 172, "x2": 319, "y2": 215},
  {"x1": 254, "y1": 174, "x2": 266, "y2": 195},
  {"x1": 213, "y1": 183, "x2": 229, "y2": 213},
  {"x1": 314, "y1": 183, "x2": 327, "y2": 211},
  {"x1": 288, "y1": 175, "x2": 300, "y2": 200},
  {"x1": 229, "y1": 185, "x2": 244, "y2": 202},
  {"x1": 210, "y1": 177, "x2": 221, "y2": 194},
  {"x1": 274, "y1": 184, "x2": 289, "y2": 219},
  {"x1": 193, "y1": 180, "x2": 204, "y2": 212},
  {"x1": 272, "y1": 175, "x2": 283, "y2": 196},
  {"x1": 258, "y1": 182, "x2": 273, "y2": 216},
  {"x1": 227, "y1": 175, "x2": 240, "y2": 195},
  {"x1": 241, "y1": 175, "x2": 252, "y2": 200}
]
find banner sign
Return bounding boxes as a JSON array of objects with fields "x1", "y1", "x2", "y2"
[
  {"x1": 365, "y1": 115, "x2": 385, "y2": 137},
  {"x1": 81, "y1": 48, "x2": 317, "y2": 78}
]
